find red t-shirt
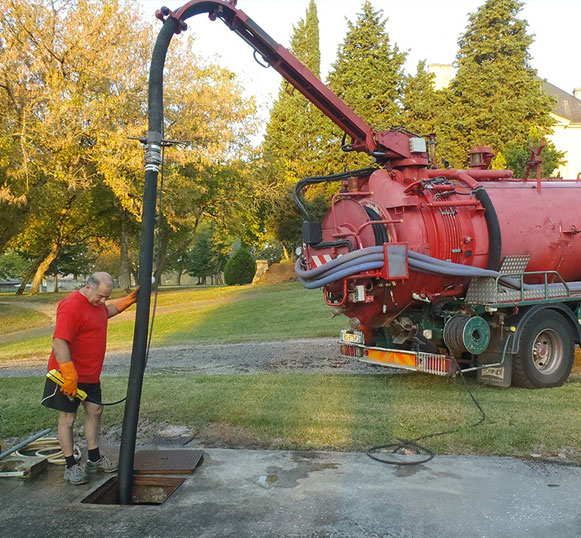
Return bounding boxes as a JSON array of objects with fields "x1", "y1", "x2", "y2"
[{"x1": 47, "y1": 290, "x2": 108, "y2": 383}]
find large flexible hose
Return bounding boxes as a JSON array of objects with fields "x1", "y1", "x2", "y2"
[{"x1": 296, "y1": 247, "x2": 581, "y2": 292}]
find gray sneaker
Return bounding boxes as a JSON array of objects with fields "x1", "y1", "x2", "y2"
[
  {"x1": 85, "y1": 455, "x2": 118, "y2": 474},
  {"x1": 63, "y1": 464, "x2": 89, "y2": 485}
]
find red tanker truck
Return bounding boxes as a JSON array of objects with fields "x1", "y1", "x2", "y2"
[
  {"x1": 158, "y1": 1, "x2": 581, "y2": 388},
  {"x1": 295, "y1": 146, "x2": 581, "y2": 389}
]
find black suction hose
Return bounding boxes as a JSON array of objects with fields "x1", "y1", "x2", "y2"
[
  {"x1": 474, "y1": 187, "x2": 502, "y2": 271},
  {"x1": 117, "y1": 17, "x2": 178, "y2": 506},
  {"x1": 293, "y1": 167, "x2": 377, "y2": 221},
  {"x1": 364, "y1": 206, "x2": 389, "y2": 246}
]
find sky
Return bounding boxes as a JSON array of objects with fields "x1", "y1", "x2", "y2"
[{"x1": 138, "y1": 0, "x2": 580, "y2": 128}]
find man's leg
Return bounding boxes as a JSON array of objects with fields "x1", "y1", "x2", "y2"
[
  {"x1": 83, "y1": 401, "x2": 103, "y2": 452},
  {"x1": 57, "y1": 410, "x2": 77, "y2": 459},
  {"x1": 83, "y1": 401, "x2": 116, "y2": 473},
  {"x1": 58, "y1": 409, "x2": 88, "y2": 484}
]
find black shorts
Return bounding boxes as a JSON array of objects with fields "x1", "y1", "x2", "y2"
[{"x1": 41, "y1": 379, "x2": 102, "y2": 412}]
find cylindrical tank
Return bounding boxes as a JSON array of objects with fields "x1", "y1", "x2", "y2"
[{"x1": 317, "y1": 168, "x2": 581, "y2": 326}]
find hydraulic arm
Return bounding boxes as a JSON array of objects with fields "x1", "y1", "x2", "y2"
[{"x1": 159, "y1": 0, "x2": 416, "y2": 161}]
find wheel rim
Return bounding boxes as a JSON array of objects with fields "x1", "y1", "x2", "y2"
[{"x1": 531, "y1": 328, "x2": 563, "y2": 375}]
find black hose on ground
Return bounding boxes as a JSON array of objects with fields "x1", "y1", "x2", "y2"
[{"x1": 367, "y1": 363, "x2": 486, "y2": 466}]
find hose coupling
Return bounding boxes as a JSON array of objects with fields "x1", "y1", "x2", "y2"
[{"x1": 144, "y1": 143, "x2": 162, "y2": 173}]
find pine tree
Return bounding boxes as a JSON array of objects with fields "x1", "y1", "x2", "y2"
[
  {"x1": 401, "y1": 60, "x2": 444, "y2": 138},
  {"x1": 263, "y1": 0, "x2": 327, "y2": 183},
  {"x1": 324, "y1": 0, "x2": 406, "y2": 170},
  {"x1": 327, "y1": 1, "x2": 406, "y2": 131},
  {"x1": 440, "y1": 0, "x2": 554, "y2": 167},
  {"x1": 262, "y1": 0, "x2": 329, "y2": 251}
]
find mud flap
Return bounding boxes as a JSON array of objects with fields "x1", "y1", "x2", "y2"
[{"x1": 477, "y1": 354, "x2": 512, "y2": 387}]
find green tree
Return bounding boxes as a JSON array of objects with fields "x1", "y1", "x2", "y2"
[
  {"x1": 327, "y1": 1, "x2": 406, "y2": 132},
  {"x1": 224, "y1": 247, "x2": 256, "y2": 286},
  {"x1": 262, "y1": 0, "x2": 334, "y2": 252},
  {"x1": 185, "y1": 224, "x2": 222, "y2": 285},
  {"x1": 401, "y1": 61, "x2": 445, "y2": 139},
  {"x1": 501, "y1": 128, "x2": 566, "y2": 178},
  {"x1": 263, "y1": 0, "x2": 329, "y2": 183},
  {"x1": 0, "y1": 250, "x2": 28, "y2": 280},
  {"x1": 46, "y1": 244, "x2": 97, "y2": 292},
  {"x1": 440, "y1": 0, "x2": 554, "y2": 167}
]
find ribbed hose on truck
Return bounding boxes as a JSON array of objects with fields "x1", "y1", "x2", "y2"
[
  {"x1": 474, "y1": 187, "x2": 502, "y2": 271},
  {"x1": 296, "y1": 247, "x2": 581, "y2": 293}
]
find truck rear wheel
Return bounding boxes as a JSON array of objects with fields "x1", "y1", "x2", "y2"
[{"x1": 512, "y1": 311, "x2": 575, "y2": 388}]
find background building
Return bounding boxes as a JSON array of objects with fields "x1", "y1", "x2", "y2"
[{"x1": 428, "y1": 64, "x2": 581, "y2": 179}]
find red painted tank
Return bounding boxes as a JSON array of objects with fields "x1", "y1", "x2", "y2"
[{"x1": 315, "y1": 165, "x2": 581, "y2": 327}]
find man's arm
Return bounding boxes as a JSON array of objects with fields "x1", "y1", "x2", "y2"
[
  {"x1": 52, "y1": 338, "x2": 77, "y2": 397},
  {"x1": 106, "y1": 286, "x2": 140, "y2": 318},
  {"x1": 52, "y1": 338, "x2": 72, "y2": 365}
]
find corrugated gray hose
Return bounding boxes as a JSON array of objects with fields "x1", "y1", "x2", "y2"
[{"x1": 295, "y1": 246, "x2": 581, "y2": 293}]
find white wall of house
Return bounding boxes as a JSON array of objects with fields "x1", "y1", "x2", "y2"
[{"x1": 547, "y1": 112, "x2": 581, "y2": 179}]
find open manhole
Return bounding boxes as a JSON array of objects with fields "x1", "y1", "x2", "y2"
[{"x1": 82, "y1": 475, "x2": 185, "y2": 506}]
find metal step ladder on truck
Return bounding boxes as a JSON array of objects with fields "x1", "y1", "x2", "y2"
[{"x1": 152, "y1": 1, "x2": 581, "y2": 388}]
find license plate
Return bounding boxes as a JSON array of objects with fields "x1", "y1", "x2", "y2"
[{"x1": 341, "y1": 331, "x2": 363, "y2": 344}]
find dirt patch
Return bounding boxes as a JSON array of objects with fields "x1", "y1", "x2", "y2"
[
  {"x1": 254, "y1": 261, "x2": 297, "y2": 285},
  {"x1": 197, "y1": 423, "x2": 285, "y2": 450},
  {"x1": 97, "y1": 421, "x2": 283, "y2": 450},
  {"x1": 529, "y1": 444, "x2": 581, "y2": 462}
]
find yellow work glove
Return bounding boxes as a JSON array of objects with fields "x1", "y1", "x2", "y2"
[
  {"x1": 60, "y1": 361, "x2": 78, "y2": 397},
  {"x1": 112, "y1": 285, "x2": 140, "y2": 313}
]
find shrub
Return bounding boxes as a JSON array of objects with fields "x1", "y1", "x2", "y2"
[{"x1": 224, "y1": 247, "x2": 257, "y2": 285}]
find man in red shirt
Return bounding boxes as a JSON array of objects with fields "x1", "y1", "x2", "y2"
[{"x1": 42, "y1": 272, "x2": 138, "y2": 485}]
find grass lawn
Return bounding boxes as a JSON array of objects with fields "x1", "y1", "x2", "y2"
[
  {"x1": 1, "y1": 373, "x2": 579, "y2": 460},
  {"x1": 2, "y1": 281, "x2": 580, "y2": 460},
  {"x1": 0, "y1": 283, "x2": 347, "y2": 360},
  {"x1": 0, "y1": 304, "x2": 51, "y2": 333}
]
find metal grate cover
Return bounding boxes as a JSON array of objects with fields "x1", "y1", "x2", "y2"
[
  {"x1": 134, "y1": 449, "x2": 204, "y2": 475},
  {"x1": 465, "y1": 277, "x2": 497, "y2": 304},
  {"x1": 466, "y1": 254, "x2": 534, "y2": 305},
  {"x1": 499, "y1": 254, "x2": 530, "y2": 275}
]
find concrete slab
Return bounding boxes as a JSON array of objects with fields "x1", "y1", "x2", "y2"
[{"x1": 1, "y1": 448, "x2": 580, "y2": 538}]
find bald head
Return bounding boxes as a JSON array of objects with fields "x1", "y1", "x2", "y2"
[
  {"x1": 82, "y1": 272, "x2": 114, "y2": 306},
  {"x1": 87, "y1": 272, "x2": 114, "y2": 289}
]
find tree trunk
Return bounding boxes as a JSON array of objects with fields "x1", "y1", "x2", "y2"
[
  {"x1": 153, "y1": 223, "x2": 169, "y2": 290},
  {"x1": 53, "y1": 273, "x2": 59, "y2": 293},
  {"x1": 176, "y1": 269, "x2": 182, "y2": 286},
  {"x1": 282, "y1": 244, "x2": 290, "y2": 260},
  {"x1": 30, "y1": 243, "x2": 60, "y2": 295},
  {"x1": 119, "y1": 211, "x2": 131, "y2": 291},
  {"x1": 15, "y1": 252, "x2": 45, "y2": 295},
  {"x1": 130, "y1": 265, "x2": 138, "y2": 286}
]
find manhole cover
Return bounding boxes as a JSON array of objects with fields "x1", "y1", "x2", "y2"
[{"x1": 134, "y1": 449, "x2": 204, "y2": 474}]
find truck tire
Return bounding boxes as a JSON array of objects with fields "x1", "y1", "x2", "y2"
[{"x1": 512, "y1": 310, "x2": 575, "y2": 388}]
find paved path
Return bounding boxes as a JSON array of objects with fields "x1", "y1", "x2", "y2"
[{"x1": 1, "y1": 447, "x2": 580, "y2": 538}]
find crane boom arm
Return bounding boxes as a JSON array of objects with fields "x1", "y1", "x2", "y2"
[{"x1": 171, "y1": 0, "x2": 377, "y2": 153}]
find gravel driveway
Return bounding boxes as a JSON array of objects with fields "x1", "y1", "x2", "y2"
[{"x1": 0, "y1": 338, "x2": 383, "y2": 377}]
